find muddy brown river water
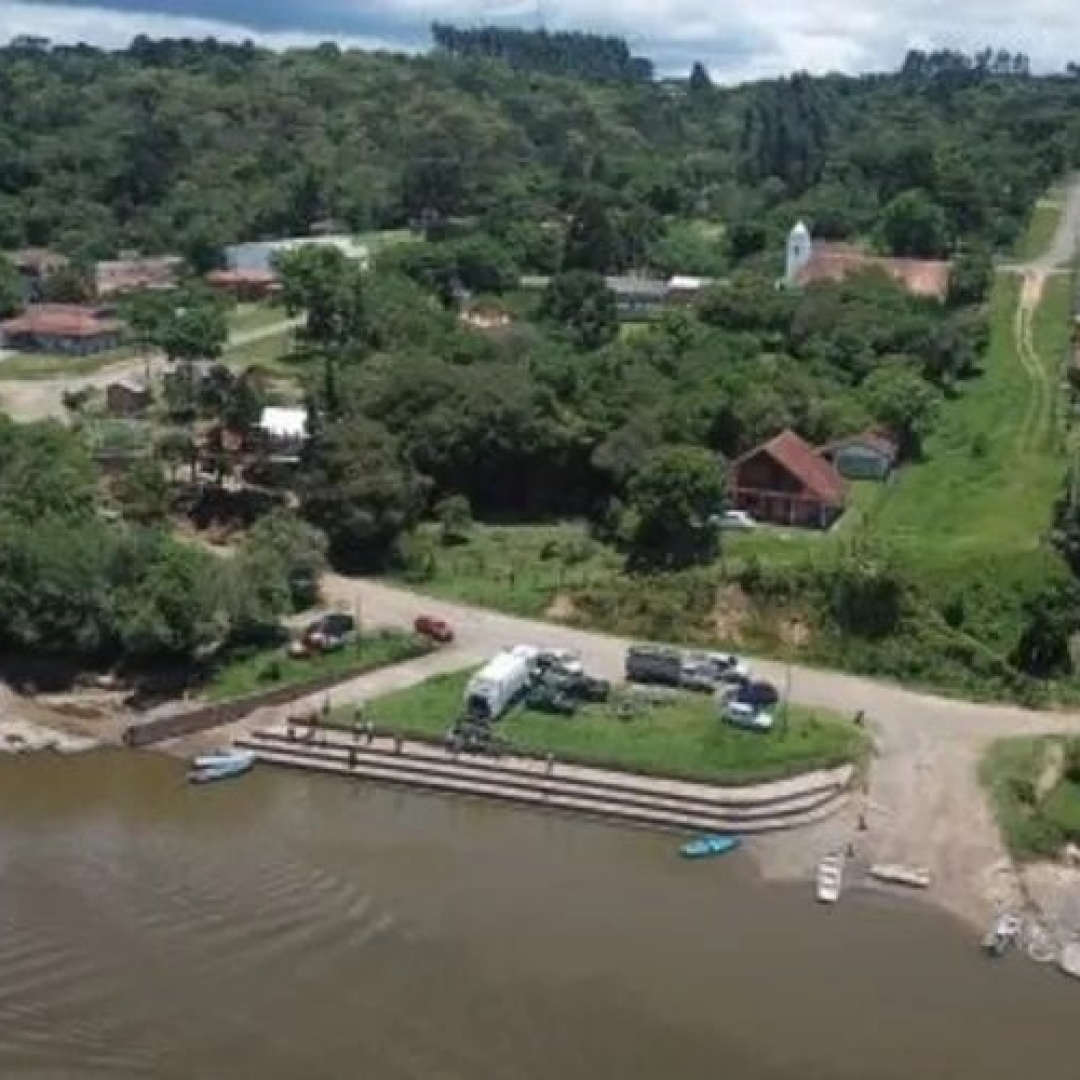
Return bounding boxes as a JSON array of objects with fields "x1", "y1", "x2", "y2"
[{"x1": 0, "y1": 750, "x2": 1075, "y2": 1079}]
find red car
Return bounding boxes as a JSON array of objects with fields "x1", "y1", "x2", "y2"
[{"x1": 414, "y1": 614, "x2": 454, "y2": 644}]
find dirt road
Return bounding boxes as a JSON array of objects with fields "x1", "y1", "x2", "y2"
[{"x1": 0, "y1": 317, "x2": 300, "y2": 423}]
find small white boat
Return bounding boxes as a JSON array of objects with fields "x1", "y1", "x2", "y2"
[
  {"x1": 815, "y1": 852, "x2": 845, "y2": 904},
  {"x1": 1058, "y1": 943, "x2": 1080, "y2": 979},
  {"x1": 982, "y1": 914, "x2": 1022, "y2": 957},
  {"x1": 193, "y1": 749, "x2": 254, "y2": 771},
  {"x1": 869, "y1": 863, "x2": 931, "y2": 890}
]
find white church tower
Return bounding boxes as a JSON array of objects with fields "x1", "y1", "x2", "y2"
[{"x1": 785, "y1": 220, "x2": 813, "y2": 286}]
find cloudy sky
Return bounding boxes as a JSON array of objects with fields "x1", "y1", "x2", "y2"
[{"x1": 1, "y1": 0, "x2": 1077, "y2": 81}]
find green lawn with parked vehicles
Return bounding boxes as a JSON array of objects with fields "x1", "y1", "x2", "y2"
[{"x1": 345, "y1": 668, "x2": 866, "y2": 785}]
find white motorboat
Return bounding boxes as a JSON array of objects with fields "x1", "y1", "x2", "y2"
[
  {"x1": 815, "y1": 853, "x2": 845, "y2": 904},
  {"x1": 982, "y1": 914, "x2": 1022, "y2": 957}
]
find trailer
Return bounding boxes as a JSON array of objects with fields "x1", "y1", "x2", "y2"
[{"x1": 464, "y1": 649, "x2": 536, "y2": 721}]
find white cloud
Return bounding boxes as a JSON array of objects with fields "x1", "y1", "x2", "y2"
[{"x1": 2, "y1": 0, "x2": 1079, "y2": 81}]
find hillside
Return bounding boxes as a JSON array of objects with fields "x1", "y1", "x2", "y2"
[{"x1": 0, "y1": 35, "x2": 1079, "y2": 265}]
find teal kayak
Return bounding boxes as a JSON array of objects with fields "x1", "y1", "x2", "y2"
[{"x1": 680, "y1": 834, "x2": 740, "y2": 859}]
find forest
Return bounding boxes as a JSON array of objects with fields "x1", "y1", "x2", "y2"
[{"x1": 2, "y1": 29, "x2": 1080, "y2": 694}]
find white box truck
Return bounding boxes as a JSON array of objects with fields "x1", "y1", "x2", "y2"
[{"x1": 464, "y1": 649, "x2": 535, "y2": 720}]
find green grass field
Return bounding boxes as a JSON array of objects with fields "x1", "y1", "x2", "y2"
[
  {"x1": 203, "y1": 630, "x2": 430, "y2": 702},
  {"x1": 351, "y1": 669, "x2": 865, "y2": 784},
  {"x1": 400, "y1": 523, "x2": 621, "y2": 617},
  {"x1": 981, "y1": 736, "x2": 1080, "y2": 859},
  {"x1": 227, "y1": 302, "x2": 287, "y2": 336},
  {"x1": 1014, "y1": 192, "x2": 1064, "y2": 262},
  {"x1": 222, "y1": 328, "x2": 300, "y2": 373},
  {"x1": 0, "y1": 344, "x2": 138, "y2": 380},
  {"x1": 869, "y1": 273, "x2": 1071, "y2": 558}
]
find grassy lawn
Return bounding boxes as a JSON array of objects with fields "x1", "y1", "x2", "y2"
[
  {"x1": 222, "y1": 328, "x2": 299, "y2": 373},
  {"x1": 202, "y1": 630, "x2": 430, "y2": 702},
  {"x1": 870, "y1": 273, "x2": 1069, "y2": 558},
  {"x1": 1014, "y1": 192, "x2": 1063, "y2": 261},
  {"x1": 349, "y1": 669, "x2": 865, "y2": 784},
  {"x1": 357, "y1": 228, "x2": 413, "y2": 253},
  {"x1": 401, "y1": 523, "x2": 622, "y2": 617},
  {"x1": 0, "y1": 344, "x2": 138, "y2": 380},
  {"x1": 981, "y1": 736, "x2": 1080, "y2": 859},
  {"x1": 228, "y1": 302, "x2": 287, "y2": 336}
]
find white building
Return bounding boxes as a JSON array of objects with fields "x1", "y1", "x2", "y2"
[
  {"x1": 225, "y1": 235, "x2": 369, "y2": 276},
  {"x1": 785, "y1": 221, "x2": 813, "y2": 286},
  {"x1": 258, "y1": 406, "x2": 308, "y2": 461}
]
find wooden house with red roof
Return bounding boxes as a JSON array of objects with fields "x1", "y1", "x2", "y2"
[{"x1": 731, "y1": 429, "x2": 848, "y2": 529}]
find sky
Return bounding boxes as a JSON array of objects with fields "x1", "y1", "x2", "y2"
[{"x1": 0, "y1": 0, "x2": 1077, "y2": 82}]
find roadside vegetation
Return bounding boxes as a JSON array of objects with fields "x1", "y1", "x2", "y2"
[
  {"x1": 981, "y1": 736, "x2": 1080, "y2": 858},
  {"x1": 203, "y1": 630, "x2": 429, "y2": 702},
  {"x1": 346, "y1": 670, "x2": 867, "y2": 784},
  {"x1": 1013, "y1": 192, "x2": 1064, "y2": 262}
]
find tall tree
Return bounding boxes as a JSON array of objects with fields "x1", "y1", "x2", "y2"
[
  {"x1": 878, "y1": 190, "x2": 949, "y2": 258},
  {"x1": 0, "y1": 255, "x2": 22, "y2": 318},
  {"x1": 624, "y1": 445, "x2": 725, "y2": 570},
  {"x1": 563, "y1": 196, "x2": 619, "y2": 274},
  {"x1": 301, "y1": 416, "x2": 428, "y2": 569},
  {"x1": 540, "y1": 270, "x2": 618, "y2": 350}
]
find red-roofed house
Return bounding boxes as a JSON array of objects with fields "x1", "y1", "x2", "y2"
[
  {"x1": 797, "y1": 243, "x2": 951, "y2": 300},
  {"x1": 0, "y1": 304, "x2": 125, "y2": 355},
  {"x1": 206, "y1": 268, "x2": 281, "y2": 302},
  {"x1": 731, "y1": 429, "x2": 848, "y2": 529}
]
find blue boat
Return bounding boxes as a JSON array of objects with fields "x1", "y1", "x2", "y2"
[
  {"x1": 680, "y1": 833, "x2": 740, "y2": 859},
  {"x1": 188, "y1": 750, "x2": 254, "y2": 785}
]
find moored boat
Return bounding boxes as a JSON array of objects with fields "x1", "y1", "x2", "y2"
[
  {"x1": 1059, "y1": 943, "x2": 1080, "y2": 979},
  {"x1": 815, "y1": 852, "x2": 845, "y2": 903},
  {"x1": 869, "y1": 863, "x2": 931, "y2": 890},
  {"x1": 982, "y1": 914, "x2": 1022, "y2": 957},
  {"x1": 188, "y1": 750, "x2": 255, "y2": 785},
  {"x1": 680, "y1": 834, "x2": 740, "y2": 859}
]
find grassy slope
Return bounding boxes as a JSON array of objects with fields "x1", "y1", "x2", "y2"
[
  {"x1": 227, "y1": 302, "x2": 288, "y2": 336},
  {"x1": 203, "y1": 631, "x2": 429, "y2": 701},
  {"x1": 871, "y1": 274, "x2": 1070, "y2": 559},
  {"x1": 1013, "y1": 190, "x2": 1063, "y2": 261},
  {"x1": 981, "y1": 736, "x2": 1080, "y2": 859},
  {"x1": 352, "y1": 669, "x2": 865, "y2": 784},
  {"x1": 0, "y1": 344, "x2": 139, "y2": 380}
]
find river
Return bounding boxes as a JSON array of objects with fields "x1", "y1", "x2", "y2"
[{"x1": 0, "y1": 750, "x2": 1074, "y2": 1079}]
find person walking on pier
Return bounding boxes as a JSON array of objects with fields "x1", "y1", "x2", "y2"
[{"x1": 348, "y1": 743, "x2": 357, "y2": 771}]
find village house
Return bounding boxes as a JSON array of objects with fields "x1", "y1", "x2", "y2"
[
  {"x1": 257, "y1": 405, "x2": 308, "y2": 462},
  {"x1": 0, "y1": 303, "x2": 124, "y2": 356},
  {"x1": 819, "y1": 430, "x2": 899, "y2": 481},
  {"x1": 225, "y1": 235, "x2": 369, "y2": 275},
  {"x1": 605, "y1": 276, "x2": 670, "y2": 319},
  {"x1": 206, "y1": 268, "x2": 281, "y2": 302},
  {"x1": 8, "y1": 247, "x2": 69, "y2": 300},
  {"x1": 105, "y1": 376, "x2": 152, "y2": 417},
  {"x1": 785, "y1": 221, "x2": 951, "y2": 300},
  {"x1": 665, "y1": 275, "x2": 712, "y2": 305},
  {"x1": 731, "y1": 429, "x2": 848, "y2": 529},
  {"x1": 459, "y1": 302, "x2": 512, "y2": 331},
  {"x1": 95, "y1": 255, "x2": 182, "y2": 298}
]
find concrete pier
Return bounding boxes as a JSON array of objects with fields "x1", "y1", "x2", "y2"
[{"x1": 239, "y1": 725, "x2": 853, "y2": 834}]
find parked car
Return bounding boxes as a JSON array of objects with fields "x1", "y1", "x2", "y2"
[
  {"x1": 526, "y1": 687, "x2": 578, "y2": 716},
  {"x1": 723, "y1": 699, "x2": 774, "y2": 732},
  {"x1": 626, "y1": 645, "x2": 683, "y2": 686},
  {"x1": 717, "y1": 510, "x2": 758, "y2": 531},
  {"x1": 680, "y1": 659, "x2": 717, "y2": 693},
  {"x1": 735, "y1": 679, "x2": 780, "y2": 709},
  {"x1": 414, "y1": 614, "x2": 454, "y2": 643},
  {"x1": 535, "y1": 647, "x2": 584, "y2": 676},
  {"x1": 705, "y1": 652, "x2": 751, "y2": 681},
  {"x1": 302, "y1": 612, "x2": 356, "y2": 651}
]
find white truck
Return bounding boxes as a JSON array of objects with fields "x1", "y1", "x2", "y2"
[{"x1": 463, "y1": 647, "x2": 538, "y2": 721}]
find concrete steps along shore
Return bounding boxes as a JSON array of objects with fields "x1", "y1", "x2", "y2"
[{"x1": 238, "y1": 726, "x2": 853, "y2": 835}]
